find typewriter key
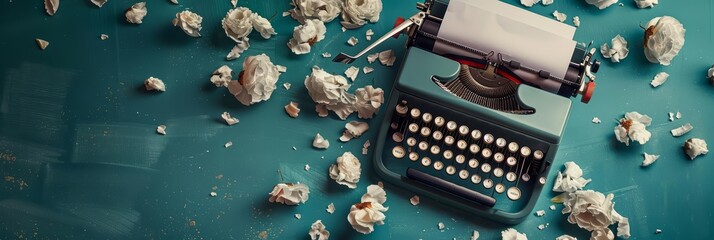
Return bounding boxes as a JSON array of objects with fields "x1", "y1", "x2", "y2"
[
  {"x1": 483, "y1": 179, "x2": 493, "y2": 189},
  {"x1": 458, "y1": 125, "x2": 469, "y2": 135},
  {"x1": 418, "y1": 141, "x2": 429, "y2": 151},
  {"x1": 446, "y1": 166, "x2": 456, "y2": 175},
  {"x1": 410, "y1": 108, "x2": 421, "y2": 119},
  {"x1": 468, "y1": 159, "x2": 479, "y2": 168},
  {"x1": 455, "y1": 154, "x2": 466, "y2": 164},
  {"x1": 480, "y1": 163, "x2": 491, "y2": 173},
  {"x1": 446, "y1": 121, "x2": 457, "y2": 131},
  {"x1": 392, "y1": 132, "x2": 404, "y2": 143},
  {"x1": 408, "y1": 123, "x2": 419, "y2": 133},
  {"x1": 483, "y1": 134, "x2": 494, "y2": 144},
  {"x1": 471, "y1": 130, "x2": 482, "y2": 140},
  {"x1": 432, "y1": 130, "x2": 443, "y2": 141},
  {"x1": 420, "y1": 127, "x2": 431, "y2": 137},
  {"x1": 434, "y1": 161, "x2": 444, "y2": 171},
  {"x1": 430, "y1": 145, "x2": 441, "y2": 155},
  {"x1": 396, "y1": 101, "x2": 408, "y2": 115},
  {"x1": 459, "y1": 169, "x2": 469, "y2": 179},
  {"x1": 506, "y1": 172, "x2": 517, "y2": 182},
  {"x1": 471, "y1": 174, "x2": 482, "y2": 184},
  {"x1": 407, "y1": 137, "x2": 417, "y2": 146},
  {"x1": 506, "y1": 157, "x2": 517, "y2": 166},
  {"x1": 508, "y1": 142, "x2": 519, "y2": 153},
  {"x1": 469, "y1": 144, "x2": 480, "y2": 154},
  {"x1": 493, "y1": 168, "x2": 504, "y2": 177},
  {"x1": 539, "y1": 176, "x2": 546, "y2": 185},
  {"x1": 409, "y1": 152, "x2": 419, "y2": 161},
  {"x1": 496, "y1": 138, "x2": 507, "y2": 148},
  {"x1": 481, "y1": 148, "x2": 492, "y2": 159},
  {"x1": 444, "y1": 136, "x2": 455, "y2": 145},
  {"x1": 392, "y1": 146, "x2": 406, "y2": 159},
  {"x1": 521, "y1": 173, "x2": 531, "y2": 182},
  {"x1": 422, "y1": 113, "x2": 433, "y2": 123},
  {"x1": 495, "y1": 183, "x2": 506, "y2": 193},
  {"x1": 494, "y1": 153, "x2": 504, "y2": 162},
  {"x1": 421, "y1": 157, "x2": 432, "y2": 167},
  {"x1": 507, "y1": 187, "x2": 521, "y2": 200},
  {"x1": 434, "y1": 116, "x2": 445, "y2": 127},
  {"x1": 457, "y1": 140, "x2": 467, "y2": 150},
  {"x1": 520, "y1": 146, "x2": 531, "y2": 157},
  {"x1": 443, "y1": 150, "x2": 453, "y2": 160},
  {"x1": 533, "y1": 150, "x2": 544, "y2": 160},
  {"x1": 390, "y1": 122, "x2": 398, "y2": 130}
]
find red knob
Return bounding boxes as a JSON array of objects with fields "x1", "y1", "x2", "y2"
[
  {"x1": 392, "y1": 17, "x2": 405, "y2": 39},
  {"x1": 581, "y1": 81, "x2": 595, "y2": 103}
]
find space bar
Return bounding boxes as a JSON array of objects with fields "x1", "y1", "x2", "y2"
[{"x1": 406, "y1": 168, "x2": 496, "y2": 207}]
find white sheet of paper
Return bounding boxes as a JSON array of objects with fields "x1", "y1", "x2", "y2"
[{"x1": 436, "y1": 0, "x2": 577, "y2": 79}]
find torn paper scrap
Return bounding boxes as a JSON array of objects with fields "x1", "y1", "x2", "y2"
[
  {"x1": 345, "y1": 66, "x2": 359, "y2": 82},
  {"x1": 221, "y1": 112, "x2": 239, "y2": 125},
  {"x1": 378, "y1": 50, "x2": 396, "y2": 66},
  {"x1": 91, "y1": 0, "x2": 107, "y2": 8},
  {"x1": 285, "y1": 101, "x2": 301, "y2": 118},
  {"x1": 367, "y1": 53, "x2": 379, "y2": 63},
  {"x1": 36, "y1": 39, "x2": 49, "y2": 50},
  {"x1": 542, "y1": 0, "x2": 554, "y2": 5},
  {"x1": 348, "y1": 185, "x2": 388, "y2": 234},
  {"x1": 283, "y1": 83, "x2": 292, "y2": 90},
  {"x1": 409, "y1": 195, "x2": 420, "y2": 206},
  {"x1": 650, "y1": 72, "x2": 669, "y2": 88},
  {"x1": 144, "y1": 77, "x2": 165, "y2": 92},
  {"x1": 313, "y1": 133, "x2": 330, "y2": 149},
  {"x1": 44, "y1": 0, "x2": 59, "y2": 16},
  {"x1": 552, "y1": 161, "x2": 591, "y2": 193},
  {"x1": 585, "y1": 0, "x2": 618, "y2": 9},
  {"x1": 100, "y1": 34, "x2": 109, "y2": 40},
  {"x1": 553, "y1": 11, "x2": 567, "y2": 22},
  {"x1": 366, "y1": 29, "x2": 374, "y2": 40},
  {"x1": 501, "y1": 228, "x2": 527, "y2": 240},
  {"x1": 210, "y1": 65, "x2": 233, "y2": 87},
  {"x1": 288, "y1": 19, "x2": 327, "y2": 55},
  {"x1": 670, "y1": 123, "x2": 693, "y2": 137},
  {"x1": 250, "y1": 13, "x2": 277, "y2": 39},
  {"x1": 224, "y1": 141, "x2": 233, "y2": 148},
  {"x1": 708, "y1": 65, "x2": 714, "y2": 84},
  {"x1": 601, "y1": 35, "x2": 629, "y2": 63},
  {"x1": 535, "y1": 210, "x2": 545, "y2": 217},
  {"x1": 326, "y1": 203, "x2": 335, "y2": 214},
  {"x1": 268, "y1": 183, "x2": 310, "y2": 205},
  {"x1": 308, "y1": 220, "x2": 330, "y2": 240},
  {"x1": 520, "y1": 0, "x2": 541, "y2": 7},
  {"x1": 322, "y1": 52, "x2": 332, "y2": 58},
  {"x1": 340, "y1": 121, "x2": 369, "y2": 142},
  {"x1": 347, "y1": 36, "x2": 358, "y2": 46},
  {"x1": 304, "y1": 67, "x2": 356, "y2": 120},
  {"x1": 592, "y1": 117, "x2": 601, "y2": 124},
  {"x1": 635, "y1": 0, "x2": 658, "y2": 8},
  {"x1": 156, "y1": 125, "x2": 167, "y2": 135},
  {"x1": 126, "y1": 2, "x2": 147, "y2": 24},
  {"x1": 573, "y1": 16, "x2": 580, "y2": 27},
  {"x1": 226, "y1": 41, "x2": 250, "y2": 61},
  {"x1": 354, "y1": 86, "x2": 384, "y2": 119},
  {"x1": 363, "y1": 66, "x2": 374, "y2": 74},
  {"x1": 642, "y1": 152, "x2": 659, "y2": 167},
  {"x1": 555, "y1": 235, "x2": 576, "y2": 240},
  {"x1": 222, "y1": 7, "x2": 253, "y2": 42},
  {"x1": 438, "y1": 222, "x2": 445, "y2": 230}
]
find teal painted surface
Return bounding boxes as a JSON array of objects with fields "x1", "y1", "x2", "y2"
[{"x1": 0, "y1": 0, "x2": 712, "y2": 239}]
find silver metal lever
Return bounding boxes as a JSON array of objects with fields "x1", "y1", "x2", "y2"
[{"x1": 332, "y1": 12, "x2": 425, "y2": 64}]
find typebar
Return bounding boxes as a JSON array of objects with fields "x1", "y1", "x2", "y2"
[{"x1": 407, "y1": 168, "x2": 497, "y2": 207}]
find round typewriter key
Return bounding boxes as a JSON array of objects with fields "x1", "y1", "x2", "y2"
[
  {"x1": 458, "y1": 125, "x2": 469, "y2": 135},
  {"x1": 521, "y1": 173, "x2": 531, "y2": 182},
  {"x1": 520, "y1": 146, "x2": 531, "y2": 157},
  {"x1": 391, "y1": 146, "x2": 406, "y2": 159},
  {"x1": 468, "y1": 158, "x2": 479, "y2": 168},
  {"x1": 390, "y1": 122, "x2": 398, "y2": 130},
  {"x1": 410, "y1": 108, "x2": 421, "y2": 119},
  {"x1": 469, "y1": 144, "x2": 480, "y2": 154},
  {"x1": 506, "y1": 172, "x2": 517, "y2": 182},
  {"x1": 493, "y1": 168, "x2": 504, "y2": 177},
  {"x1": 471, "y1": 129, "x2": 482, "y2": 140},
  {"x1": 409, "y1": 152, "x2": 419, "y2": 161},
  {"x1": 459, "y1": 169, "x2": 469, "y2": 179},
  {"x1": 446, "y1": 121, "x2": 457, "y2": 131},
  {"x1": 432, "y1": 130, "x2": 443, "y2": 141},
  {"x1": 483, "y1": 179, "x2": 493, "y2": 189},
  {"x1": 471, "y1": 174, "x2": 482, "y2": 184},
  {"x1": 418, "y1": 141, "x2": 429, "y2": 151},
  {"x1": 392, "y1": 132, "x2": 404, "y2": 143},
  {"x1": 495, "y1": 183, "x2": 506, "y2": 193},
  {"x1": 534, "y1": 150, "x2": 544, "y2": 160},
  {"x1": 507, "y1": 187, "x2": 522, "y2": 201},
  {"x1": 444, "y1": 136, "x2": 455, "y2": 145},
  {"x1": 494, "y1": 153, "x2": 504, "y2": 163},
  {"x1": 443, "y1": 150, "x2": 453, "y2": 160},
  {"x1": 422, "y1": 113, "x2": 433, "y2": 123},
  {"x1": 539, "y1": 176, "x2": 547, "y2": 185},
  {"x1": 506, "y1": 157, "x2": 517, "y2": 166},
  {"x1": 480, "y1": 163, "x2": 491, "y2": 173},
  {"x1": 408, "y1": 123, "x2": 419, "y2": 133},
  {"x1": 396, "y1": 101, "x2": 408, "y2": 115},
  {"x1": 434, "y1": 161, "x2": 444, "y2": 171},
  {"x1": 455, "y1": 154, "x2": 466, "y2": 164},
  {"x1": 407, "y1": 137, "x2": 417, "y2": 147},
  {"x1": 434, "y1": 116, "x2": 445, "y2": 127},
  {"x1": 496, "y1": 138, "x2": 507, "y2": 148},
  {"x1": 446, "y1": 166, "x2": 456, "y2": 175},
  {"x1": 481, "y1": 148, "x2": 492, "y2": 159},
  {"x1": 430, "y1": 145, "x2": 440, "y2": 155},
  {"x1": 420, "y1": 127, "x2": 431, "y2": 137},
  {"x1": 421, "y1": 157, "x2": 432, "y2": 167},
  {"x1": 483, "y1": 134, "x2": 494, "y2": 144},
  {"x1": 508, "y1": 142, "x2": 519, "y2": 153},
  {"x1": 457, "y1": 140, "x2": 467, "y2": 150}
]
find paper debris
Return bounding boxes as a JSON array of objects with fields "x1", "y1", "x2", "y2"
[
  {"x1": 501, "y1": 228, "x2": 527, "y2": 240},
  {"x1": 644, "y1": 16, "x2": 685, "y2": 66},
  {"x1": 288, "y1": 19, "x2": 327, "y2": 55},
  {"x1": 585, "y1": 0, "x2": 618, "y2": 9},
  {"x1": 172, "y1": 10, "x2": 203, "y2": 37},
  {"x1": 342, "y1": 27, "x2": 346, "y2": 32},
  {"x1": 326, "y1": 203, "x2": 335, "y2": 214},
  {"x1": 669, "y1": 112, "x2": 675, "y2": 121},
  {"x1": 347, "y1": 185, "x2": 388, "y2": 234},
  {"x1": 340, "y1": 121, "x2": 369, "y2": 142},
  {"x1": 378, "y1": 50, "x2": 396, "y2": 66},
  {"x1": 655, "y1": 229, "x2": 662, "y2": 234},
  {"x1": 553, "y1": 11, "x2": 567, "y2": 22},
  {"x1": 221, "y1": 112, "x2": 239, "y2": 125},
  {"x1": 437, "y1": 222, "x2": 445, "y2": 230},
  {"x1": 573, "y1": 16, "x2": 580, "y2": 27},
  {"x1": 676, "y1": 111, "x2": 681, "y2": 119},
  {"x1": 91, "y1": 0, "x2": 107, "y2": 7},
  {"x1": 100, "y1": 34, "x2": 109, "y2": 40},
  {"x1": 671, "y1": 123, "x2": 693, "y2": 137},
  {"x1": 269, "y1": 183, "x2": 310, "y2": 205},
  {"x1": 312, "y1": 133, "x2": 330, "y2": 149},
  {"x1": 537, "y1": 224, "x2": 548, "y2": 230},
  {"x1": 471, "y1": 230, "x2": 480, "y2": 240},
  {"x1": 126, "y1": 2, "x2": 147, "y2": 24},
  {"x1": 329, "y1": 152, "x2": 362, "y2": 189},
  {"x1": 520, "y1": 0, "x2": 540, "y2": 7},
  {"x1": 363, "y1": 66, "x2": 374, "y2": 74},
  {"x1": 650, "y1": 72, "x2": 670, "y2": 87},
  {"x1": 362, "y1": 140, "x2": 371, "y2": 155},
  {"x1": 144, "y1": 77, "x2": 166, "y2": 92},
  {"x1": 156, "y1": 125, "x2": 167, "y2": 135},
  {"x1": 35, "y1": 39, "x2": 49, "y2": 50},
  {"x1": 292, "y1": 146, "x2": 297, "y2": 151},
  {"x1": 367, "y1": 53, "x2": 379, "y2": 63},
  {"x1": 684, "y1": 138, "x2": 708, "y2": 160},
  {"x1": 210, "y1": 191, "x2": 217, "y2": 197},
  {"x1": 283, "y1": 83, "x2": 292, "y2": 90},
  {"x1": 708, "y1": 65, "x2": 714, "y2": 84},
  {"x1": 289, "y1": 0, "x2": 341, "y2": 23},
  {"x1": 549, "y1": 205, "x2": 556, "y2": 211},
  {"x1": 614, "y1": 112, "x2": 652, "y2": 146},
  {"x1": 642, "y1": 152, "x2": 659, "y2": 167},
  {"x1": 170, "y1": 0, "x2": 178, "y2": 4},
  {"x1": 341, "y1": 0, "x2": 383, "y2": 29},
  {"x1": 44, "y1": 0, "x2": 59, "y2": 16},
  {"x1": 276, "y1": 65, "x2": 287, "y2": 73},
  {"x1": 559, "y1": 190, "x2": 630, "y2": 240},
  {"x1": 304, "y1": 67, "x2": 356, "y2": 120},
  {"x1": 555, "y1": 235, "x2": 576, "y2": 240},
  {"x1": 285, "y1": 101, "x2": 301, "y2": 118},
  {"x1": 553, "y1": 162, "x2": 591, "y2": 193},
  {"x1": 592, "y1": 117, "x2": 601, "y2": 124},
  {"x1": 304, "y1": 164, "x2": 310, "y2": 171},
  {"x1": 366, "y1": 29, "x2": 374, "y2": 41},
  {"x1": 294, "y1": 214, "x2": 302, "y2": 219},
  {"x1": 345, "y1": 66, "x2": 359, "y2": 81},
  {"x1": 211, "y1": 65, "x2": 233, "y2": 87},
  {"x1": 635, "y1": 0, "x2": 658, "y2": 8},
  {"x1": 542, "y1": 0, "x2": 553, "y2": 5},
  {"x1": 224, "y1": 141, "x2": 233, "y2": 148},
  {"x1": 251, "y1": 13, "x2": 277, "y2": 39},
  {"x1": 322, "y1": 52, "x2": 332, "y2": 58},
  {"x1": 410, "y1": 195, "x2": 420, "y2": 206},
  {"x1": 354, "y1": 86, "x2": 384, "y2": 119},
  {"x1": 347, "y1": 36, "x2": 359, "y2": 46},
  {"x1": 535, "y1": 210, "x2": 545, "y2": 217},
  {"x1": 601, "y1": 35, "x2": 629, "y2": 63},
  {"x1": 308, "y1": 220, "x2": 330, "y2": 240},
  {"x1": 226, "y1": 41, "x2": 250, "y2": 61},
  {"x1": 228, "y1": 54, "x2": 281, "y2": 106}
]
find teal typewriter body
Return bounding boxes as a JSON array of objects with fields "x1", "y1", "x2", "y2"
[{"x1": 373, "y1": 47, "x2": 572, "y2": 224}]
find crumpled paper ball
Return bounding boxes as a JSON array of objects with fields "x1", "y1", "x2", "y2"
[
  {"x1": 287, "y1": 19, "x2": 327, "y2": 55},
  {"x1": 172, "y1": 10, "x2": 202, "y2": 37},
  {"x1": 290, "y1": 0, "x2": 342, "y2": 23},
  {"x1": 227, "y1": 54, "x2": 281, "y2": 106},
  {"x1": 644, "y1": 16, "x2": 685, "y2": 66},
  {"x1": 341, "y1": 0, "x2": 382, "y2": 29}
]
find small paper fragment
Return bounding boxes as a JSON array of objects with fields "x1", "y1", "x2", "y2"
[
  {"x1": 537, "y1": 223, "x2": 548, "y2": 230},
  {"x1": 592, "y1": 117, "x2": 601, "y2": 124},
  {"x1": 542, "y1": 0, "x2": 553, "y2": 5},
  {"x1": 520, "y1": 0, "x2": 540, "y2": 7},
  {"x1": 683, "y1": 138, "x2": 708, "y2": 160},
  {"x1": 535, "y1": 210, "x2": 545, "y2": 217},
  {"x1": 36, "y1": 39, "x2": 49, "y2": 50},
  {"x1": 655, "y1": 229, "x2": 662, "y2": 234},
  {"x1": 601, "y1": 35, "x2": 629, "y2": 63},
  {"x1": 156, "y1": 125, "x2": 167, "y2": 135},
  {"x1": 100, "y1": 34, "x2": 109, "y2": 40},
  {"x1": 170, "y1": 0, "x2": 178, "y2": 4},
  {"x1": 326, "y1": 203, "x2": 335, "y2": 214},
  {"x1": 671, "y1": 123, "x2": 693, "y2": 137},
  {"x1": 573, "y1": 16, "x2": 580, "y2": 27},
  {"x1": 669, "y1": 112, "x2": 675, "y2": 121},
  {"x1": 344, "y1": 66, "x2": 359, "y2": 82},
  {"x1": 362, "y1": 140, "x2": 371, "y2": 155},
  {"x1": 294, "y1": 214, "x2": 302, "y2": 220},
  {"x1": 347, "y1": 36, "x2": 358, "y2": 46},
  {"x1": 276, "y1": 65, "x2": 287, "y2": 73},
  {"x1": 285, "y1": 101, "x2": 301, "y2": 118},
  {"x1": 144, "y1": 77, "x2": 166, "y2": 92},
  {"x1": 221, "y1": 112, "x2": 239, "y2": 125},
  {"x1": 341, "y1": 27, "x2": 346, "y2": 32},
  {"x1": 650, "y1": 72, "x2": 669, "y2": 87},
  {"x1": 283, "y1": 83, "x2": 292, "y2": 90},
  {"x1": 549, "y1": 205, "x2": 556, "y2": 211},
  {"x1": 210, "y1": 191, "x2": 217, "y2": 197},
  {"x1": 44, "y1": 0, "x2": 59, "y2": 16},
  {"x1": 437, "y1": 222, "x2": 445, "y2": 230},
  {"x1": 224, "y1": 141, "x2": 233, "y2": 148},
  {"x1": 366, "y1": 29, "x2": 374, "y2": 41},
  {"x1": 304, "y1": 164, "x2": 310, "y2": 171},
  {"x1": 676, "y1": 112, "x2": 682, "y2": 119},
  {"x1": 642, "y1": 152, "x2": 659, "y2": 167},
  {"x1": 363, "y1": 66, "x2": 374, "y2": 74},
  {"x1": 553, "y1": 10, "x2": 567, "y2": 22},
  {"x1": 410, "y1": 195, "x2": 420, "y2": 206},
  {"x1": 313, "y1": 133, "x2": 330, "y2": 149},
  {"x1": 322, "y1": 52, "x2": 332, "y2": 58},
  {"x1": 378, "y1": 50, "x2": 396, "y2": 66},
  {"x1": 471, "y1": 230, "x2": 480, "y2": 240}
]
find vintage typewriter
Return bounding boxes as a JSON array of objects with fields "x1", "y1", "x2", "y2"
[{"x1": 334, "y1": 0, "x2": 599, "y2": 224}]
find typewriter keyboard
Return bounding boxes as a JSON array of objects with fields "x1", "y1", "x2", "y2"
[{"x1": 382, "y1": 94, "x2": 551, "y2": 212}]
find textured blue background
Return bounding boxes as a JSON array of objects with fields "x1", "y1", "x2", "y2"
[{"x1": 0, "y1": 0, "x2": 712, "y2": 239}]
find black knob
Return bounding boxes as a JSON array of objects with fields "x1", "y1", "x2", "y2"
[{"x1": 591, "y1": 59, "x2": 601, "y2": 73}]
